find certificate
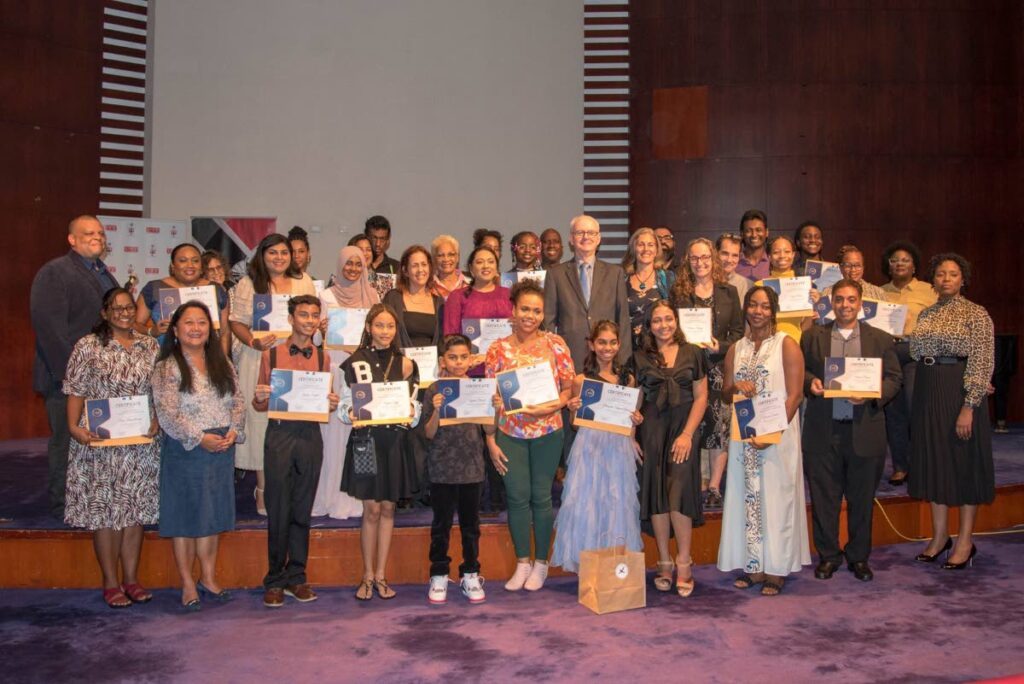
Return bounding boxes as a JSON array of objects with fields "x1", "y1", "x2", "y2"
[
  {"x1": 87, "y1": 395, "x2": 152, "y2": 446},
  {"x1": 730, "y1": 391, "x2": 788, "y2": 443},
  {"x1": 312, "y1": 279, "x2": 326, "y2": 296},
  {"x1": 677, "y1": 307, "x2": 713, "y2": 346},
  {"x1": 326, "y1": 307, "x2": 369, "y2": 350},
  {"x1": 252, "y1": 294, "x2": 293, "y2": 339},
  {"x1": 158, "y1": 285, "x2": 220, "y2": 328},
  {"x1": 462, "y1": 318, "x2": 512, "y2": 356},
  {"x1": 500, "y1": 269, "x2": 547, "y2": 289},
  {"x1": 496, "y1": 363, "x2": 560, "y2": 414},
  {"x1": 823, "y1": 356, "x2": 882, "y2": 399},
  {"x1": 437, "y1": 377, "x2": 497, "y2": 425},
  {"x1": 761, "y1": 276, "x2": 813, "y2": 316},
  {"x1": 805, "y1": 260, "x2": 843, "y2": 292},
  {"x1": 403, "y1": 346, "x2": 439, "y2": 387},
  {"x1": 268, "y1": 369, "x2": 332, "y2": 422},
  {"x1": 573, "y1": 379, "x2": 641, "y2": 436},
  {"x1": 861, "y1": 300, "x2": 908, "y2": 337},
  {"x1": 351, "y1": 381, "x2": 413, "y2": 426},
  {"x1": 813, "y1": 296, "x2": 868, "y2": 325}
]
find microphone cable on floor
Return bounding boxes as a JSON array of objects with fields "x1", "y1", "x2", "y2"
[{"x1": 873, "y1": 496, "x2": 1024, "y2": 542}]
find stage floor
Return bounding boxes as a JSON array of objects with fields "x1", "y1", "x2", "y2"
[
  {"x1": 3, "y1": 431, "x2": 1023, "y2": 531},
  {"x1": 2, "y1": 535, "x2": 1023, "y2": 683}
]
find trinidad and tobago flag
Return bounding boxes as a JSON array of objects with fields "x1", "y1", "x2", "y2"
[{"x1": 191, "y1": 216, "x2": 277, "y2": 281}]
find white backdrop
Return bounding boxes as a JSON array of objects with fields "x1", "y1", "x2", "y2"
[{"x1": 99, "y1": 216, "x2": 191, "y2": 289}]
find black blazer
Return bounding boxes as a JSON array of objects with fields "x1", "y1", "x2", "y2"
[
  {"x1": 800, "y1": 321, "x2": 902, "y2": 459},
  {"x1": 673, "y1": 282, "x2": 743, "y2": 363},
  {"x1": 383, "y1": 289, "x2": 445, "y2": 350},
  {"x1": 30, "y1": 252, "x2": 119, "y2": 393}
]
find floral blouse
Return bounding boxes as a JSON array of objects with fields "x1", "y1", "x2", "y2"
[
  {"x1": 151, "y1": 357, "x2": 247, "y2": 450},
  {"x1": 485, "y1": 332, "x2": 576, "y2": 439},
  {"x1": 909, "y1": 295, "x2": 994, "y2": 408}
]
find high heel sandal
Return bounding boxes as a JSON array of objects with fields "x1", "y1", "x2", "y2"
[
  {"x1": 254, "y1": 487, "x2": 267, "y2": 516},
  {"x1": 941, "y1": 544, "x2": 977, "y2": 570},
  {"x1": 914, "y1": 537, "x2": 952, "y2": 563},
  {"x1": 676, "y1": 559, "x2": 695, "y2": 598},
  {"x1": 653, "y1": 561, "x2": 674, "y2": 592}
]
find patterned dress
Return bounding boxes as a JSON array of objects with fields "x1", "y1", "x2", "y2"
[
  {"x1": 908, "y1": 295, "x2": 995, "y2": 505},
  {"x1": 62, "y1": 333, "x2": 161, "y2": 530},
  {"x1": 717, "y1": 332, "x2": 811, "y2": 577}
]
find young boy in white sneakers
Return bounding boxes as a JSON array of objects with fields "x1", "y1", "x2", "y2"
[{"x1": 422, "y1": 335, "x2": 486, "y2": 604}]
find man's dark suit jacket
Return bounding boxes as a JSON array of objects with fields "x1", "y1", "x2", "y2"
[
  {"x1": 800, "y1": 321, "x2": 902, "y2": 459},
  {"x1": 543, "y1": 256, "x2": 631, "y2": 370},
  {"x1": 30, "y1": 252, "x2": 118, "y2": 393}
]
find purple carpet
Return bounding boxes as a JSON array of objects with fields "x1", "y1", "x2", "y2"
[
  {"x1": 2, "y1": 536, "x2": 1023, "y2": 683},
  {"x1": 3, "y1": 430, "x2": 1023, "y2": 531}
]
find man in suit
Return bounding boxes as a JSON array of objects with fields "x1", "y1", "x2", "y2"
[
  {"x1": 543, "y1": 215, "x2": 631, "y2": 369},
  {"x1": 801, "y1": 279, "x2": 901, "y2": 582},
  {"x1": 30, "y1": 215, "x2": 119, "y2": 518}
]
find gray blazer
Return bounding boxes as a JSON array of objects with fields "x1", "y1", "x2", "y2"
[
  {"x1": 801, "y1": 321, "x2": 902, "y2": 459},
  {"x1": 30, "y1": 252, "x2": 119, "y2": 393},
  {"x1": 543, "y1": 257, "x2": 632, "y2": 370}
]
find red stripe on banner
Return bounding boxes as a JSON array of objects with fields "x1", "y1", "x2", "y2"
[{"x1": 223, "y1": 218, "x2": 278, "y2": 251}]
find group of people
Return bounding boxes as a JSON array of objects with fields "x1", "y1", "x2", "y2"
[{"x1": 29, "y1": 209, "x2": 996, "y2": 610}]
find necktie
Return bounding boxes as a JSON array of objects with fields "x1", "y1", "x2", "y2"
[
  {"x1": 579, "y1": 262, "x2": 591, "y2": 305},
  {"x1": 289, "y1": 344, "x2": 313, "y2": 359}
]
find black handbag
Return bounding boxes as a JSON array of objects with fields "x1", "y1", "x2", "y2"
[{"x1": 351, "y1": 431, "x2": 377, "y2": 477}]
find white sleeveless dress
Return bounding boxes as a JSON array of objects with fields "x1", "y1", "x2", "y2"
[{"x1": 717, "y1": 332, "x2": 811, "y2": 577}]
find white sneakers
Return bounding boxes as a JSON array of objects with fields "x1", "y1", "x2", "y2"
[
  {"x1": 460, "y1": 573, "x2": 486, "y2": 603},
  {"x1": 505, "y1": 560, "x2": 550, "y2": 591},
  {"x1": 429, "y1": 573, "x2": 486, "y2": 604},
  {"x1": 505, "y1": 561, "x2": 533, "y2": 591},
  {"x1": 524, "y1": 561, "x2": 549, "y2": 591},
  {"x1": 428, "y1": 575, "x2": 449, "y2": 604}
]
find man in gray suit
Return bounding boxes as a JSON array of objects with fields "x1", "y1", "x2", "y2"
[
  {"x1": 543, "y1": 215, "x2": 632, "y2": 370},
  {"x1": 30, "y1": 215, "x2": 119, "y2": 518}
]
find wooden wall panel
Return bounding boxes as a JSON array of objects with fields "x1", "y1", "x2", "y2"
[
  {"x1": 631, "y1": 1, "x2": 1024, "y2": 419},
  {"x1": 0, "y1": 3, "x2": 103, "y2": 438}
]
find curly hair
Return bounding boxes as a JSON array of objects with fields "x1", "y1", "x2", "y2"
[
  {"x1": 927, "y1": 252, "x2": 971, "y2": 287},
  {"x1": 881, "y1": 241, "x2": 923, "y2": 280},
  {"x1": 670, "y1": 237, "x2": 726, "y2": 302},
  {"x1": 509, "y1": 277, "x2": 545, "y2": 305},
  {"x1": 742, "y1": 285, "x2": 779, "y2": 334}
]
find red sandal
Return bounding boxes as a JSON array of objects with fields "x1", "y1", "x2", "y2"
[
  {"x1": 103, "y1": 587, "x2": 132, "y2": 608},
  {"x1": 121, "y1": 583, "x2": 153, "y2": 603}
]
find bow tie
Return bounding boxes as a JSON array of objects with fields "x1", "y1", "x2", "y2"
[{"x1": 289, "y1": 344, "x2": 313, "y2": 359}]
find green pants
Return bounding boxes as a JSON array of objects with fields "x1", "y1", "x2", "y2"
[{"x1": 497, "y1": 429, "x2": 564, "y2": 561}]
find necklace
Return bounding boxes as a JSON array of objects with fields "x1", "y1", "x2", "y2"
[{"x1": 634, "y1": 269, "x2": 655, "y2": 291}]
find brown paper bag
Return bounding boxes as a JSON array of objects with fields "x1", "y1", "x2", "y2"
[{"x1": 577, "y1": 544, "x2": 646, "y2": 615}]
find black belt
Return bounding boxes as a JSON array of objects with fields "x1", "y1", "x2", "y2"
[
  {"x1": 832, "y1": 418, "x2": 853, "y2": 425},
  {"x1": 921, "y1": 356, "x2": 965, "y2": 366}
]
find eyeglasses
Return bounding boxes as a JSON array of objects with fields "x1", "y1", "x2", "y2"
[
  {"x1": 888, "y1": 257, "x2": 913, "y2": 265},
  {"x1": 108, "y1": 304, "x2": 137, "y2": 314},
  {"x1": 688, "y1": 255, "x2": 712, "y2": 263},
  {"x1": 573, "y1": 230, "x2": 599, "y2": 238}
]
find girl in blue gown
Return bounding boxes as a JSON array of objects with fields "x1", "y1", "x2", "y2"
[{"x1": 551, "y1": 321, "x2": 644, "y2": 572}]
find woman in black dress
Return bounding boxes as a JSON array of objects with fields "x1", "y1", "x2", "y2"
[
  {"x1": 670, "y1": 237, "x2": 743, "y2": 507},
  {"x1": 339, "y1": 303, "x2": 420, "y2": 599},
  {"x1": 635, "y1": 300, "x2": 708, "y2": 597},
  {"x1": 909, "y1": 253, "x2": 994, "y2": 569},
  {"x1": 383, "y1": 245, "x2": 444, "y2": 497}
]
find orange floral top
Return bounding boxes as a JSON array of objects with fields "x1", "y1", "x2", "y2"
[{"x1": 485, "y1": 331, "x2": 576, "y2": 439}]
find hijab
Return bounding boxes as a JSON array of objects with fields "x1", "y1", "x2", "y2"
[{"x1": 329, "y1": 246, "x2": 379, "y2": 308}]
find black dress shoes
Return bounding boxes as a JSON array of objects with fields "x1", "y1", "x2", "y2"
[
  {"x1": 814, "y1": 560, "x2": 842, "y2": 579},
  {"x1": 848, "y1": 561, "x2": 873, "y2": 581}
]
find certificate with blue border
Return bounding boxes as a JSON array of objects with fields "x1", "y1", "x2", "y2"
[
  {"x1": 437, "y1": 378, "x2": 496, "y2": 425},
  {"x1": 351, "y1": 381, "x2": 413, "y2": 427},
  {"x1": 573, "y1": 379, "x2": 640, "y2": 436},
  {"x1": 86, "y1": 395, "x2": 153, "y2": 446},
  {"x1": 268, "y1": 369, "x2": 332, "y2": 422},
  {"x1": 252, "y1": 294, "x2": 292, "y2": 339},
  {"x1": 496, "y1": 363, "x2": 560, "y2": 415}
]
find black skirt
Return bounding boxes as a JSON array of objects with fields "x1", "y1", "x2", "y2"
[
  {"x1": 908, "y1": 361, "x2": 995, "y2": 506},
  {"x1": 340, "y1": 426, "x2": 419, "y2": 503},
  {"x1": 638, "y1": 399, "x2": 704, "y2": 526}
]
